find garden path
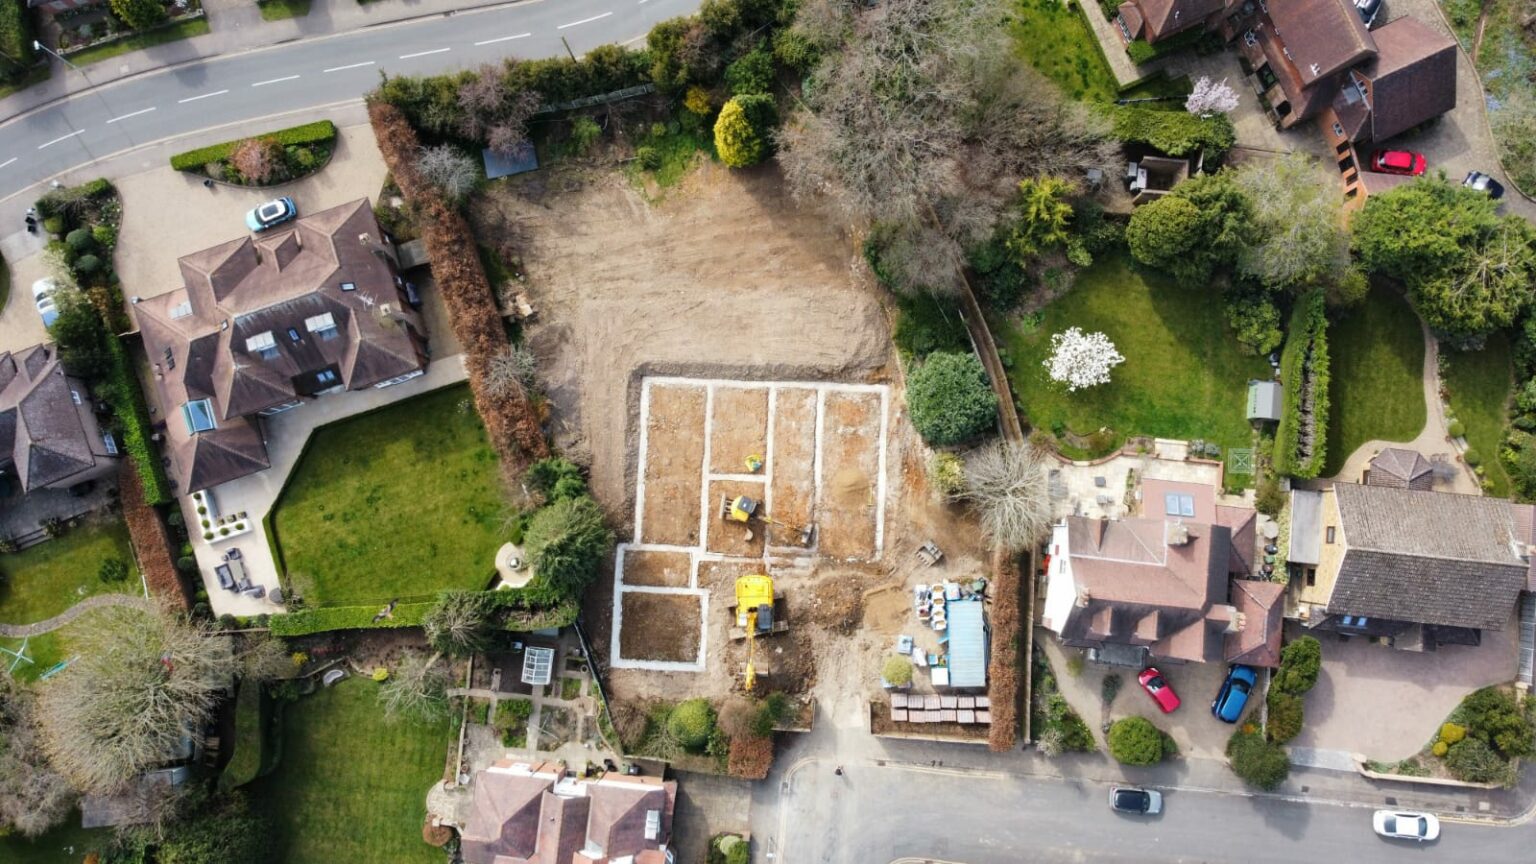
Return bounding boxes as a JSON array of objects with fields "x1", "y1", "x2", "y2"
[
  {"x1": 1331, "y1": 321, "x2": 1480, "y2": 494},
  {"x1": 0, "y1": 592, "x2": 154, "y2": 637}
]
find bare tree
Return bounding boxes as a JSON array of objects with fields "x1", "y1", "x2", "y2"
[
  {"x1": 486, "y1": 344, "x2": 538, "y2": 399},
  {"x1": 961, "y1": 440, "x2": 1052, "y2": 552},
  {"x1": 778, "y1": 0, "x2": 1114, "y2": 294},
  {"x1": 36, "y1": 606, "x2": 236, "y2": 795},
  {"x1": 1232, "y1": 152, "x2": 1348, "y2": 291},
  {"x1": 0, "y1": 681, "x2": 75, "y2": 838},
  {"x1": 486, "y1": 90, "x2": 542, "y2": 156},
  {"x1": 378, "y1": 650, "x2": 452, "y2": 721},
  {"x1": 236, "y1": 634, "x2": 293, "y2": 683},
  {"x1": 416, "y1": 144, "x2": 480, "y2": 203},
  {"x1": 457, "y1": 64, "x2": 508, "y2": 140},
  {"x1": 423, "y1": 591, "x2": 497, "y2": 657}
]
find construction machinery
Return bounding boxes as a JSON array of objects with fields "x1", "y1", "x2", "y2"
[
  {"x1": 730, "y1": 574, "x2": 790, "y2": 693},
  {"x1": 719, "y1": 495, "x2": 815, "y2": 547}
]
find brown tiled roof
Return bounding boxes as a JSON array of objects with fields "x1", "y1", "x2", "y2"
[
  {"x1": 1368, "y1": 447, "x2": 1433, "y2": 489},
  {"x1": 1268, "y1": 0, "x2": 1376, "y2": 85},
  {"x1": 1215, "y1": 504, "x2": 1258, "y2": 574},
  {"x1": 1226, "y1": 579, "x2": 1285, "y2": 667},
  {"x1": 1118, "y1": 0, "x2": 1146, "y2": 39},
  {"x1": 1329, "y1": 483, "x2": 1527, "y2": 630},
  {"x1": 1361, "y1": 16, "x2": 1457, "y2": 142},
  {"x1": 132, "y1": 199, "x2": 426, "y2": 493},
  {"x1": 1124, "y1": 0, "x2": 1223, "y2": 41},
  {"x1": 0, "y1": 344, "x2": 111, "y2": 492}
]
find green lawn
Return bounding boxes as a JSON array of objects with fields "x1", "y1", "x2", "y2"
[
  {"x1": 996, "y1": 253, "x2": 1270, "y2": 457},
  {"x1": 0, "y1": 820, "x2": 110, "y2": 864},
  {"x1": 259, "y1": 0, "x2": 312, "y2": 19},
  {"x1": 1322, "y1": 284, "x2": 1426, "y2": 476},
  {"x1": 68, "y1": 18, "x2": 211, "y2": 67},
  {"x1": 1011, "y1": 0, "x2": 1119, "y2": 102},
  {"x1": 0, "y1": 517, "x2": 139, "y2": 628},
  {"x1": 271, "y1": 384, "x2": 508, "y2": 607},
  {"x1": 250, "y1": 677, "x2": 449, "y2": 864},
  {"x1": 1443, "y1": 334, "x2": 1513, "y2": 497}
]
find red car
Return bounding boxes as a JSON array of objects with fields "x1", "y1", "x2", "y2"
[
  {"x1": 1371, "y1": 149, "x2": 1427, "y2": 176},
  {"x1": 1138, "y1": 667, "x2": 1181, "y2": 713}
]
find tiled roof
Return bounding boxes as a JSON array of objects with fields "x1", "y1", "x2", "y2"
[
  {"x1": 1225, "y1": 579, "x2": 1284, "y2": 667},
  {"x1": 1362, "y1": 16, "x2": 1457, "y2": 142},
  {"x1": 0, "y1": 344, "x2": 107, "y2": 492},
  {"x1": 1268, "y1": 0, "x2": 1376, "y2": 85},
  {"x1": 1124, "y1": 0, "x2": 1224, "y2": 41}
]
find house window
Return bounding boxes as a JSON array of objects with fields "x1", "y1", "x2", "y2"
[
  {"x1": 258, "y1": 400, "x2": 302, "y2": 417},
  {"x1": 1163, "y1": 493, "x2": 1195, "y2": 518},
  {"x1": 1331, "y1": 122, "x2": 1345, "y2": 138},
  {"x1": 372, "y1": 369, "x2": 424, "y2": 389},
  {"x1": 181, "y1": 399, "x2": 217, "y2": 434},
  {"x1": 315, "y1": 369, "x2": 339, "y2": 386},
  {"x1": 1305, "y1": 567, "x2": 1316, "y2": 587},
  {"x1": 102, "y1": 432, "x2": 118, "y2": 455},
  {"x1": 169, "y1": 300, "x2": 193, "y2": 320},
  {"x1": 340, "y1": 281, "x2": 357, "y2": 292},
  {"x1": 287, "y1": 328, "x2": 302, "y2": 343},
  {"x1": 245, "y1": 331, "x2": 279, "y2": 360},
  {"x1": 305, "y1": 312, "x2": 339, "y2": 340},
  {"x1": 70, "y1": 389, "x2": 82, "y2": 405},
  {"x1": 1325, "y1": 526, "x2": 1336, "y2": 544}
]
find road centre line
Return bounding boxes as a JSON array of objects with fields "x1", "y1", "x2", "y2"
[
  {"x1": 557, "y1": 11, "x2": 612, "y2": 28},
  {"x1": 37, "y1": 130, "x2": 84, "y2": 150},
  {"x1": 323, "y1": 61, "x2": 376, "y2": 73},
  {"x1": 474, "y1": 33, "x2": 531, "y2": 45},
  {"x1": 399, "y1": 47, "x2": 450, "y2": 59},
  {"x1": 0, "y1": 158, "x2": 15, "y2": 169},
  {"x1": 252, "y1": 75, "x2": 301, "y2": 87},
  {"x1": 107, "y1": 107, "x2": 157, "y2": 123},
  {"x1": 178, "y1": 89, "x2": 229, "y2": 104}
]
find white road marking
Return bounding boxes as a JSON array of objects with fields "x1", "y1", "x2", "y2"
[
  {"x1": 399, "y1": 47, "x2": 450, "y2": 59},
  {"x1": 323, "y1": 61, "x2": 375, "y2": 73},
  {"x1": 107, "y1": 107, "x2": 156, "y2": 123},
  {"x1": 619, "y1": 33, "x2": 646, "y2": 46},
  {"x1": 37, "y1": 131, "x2": 84, "y2": 150},
  {"x1": 251, "y1": 75, "x2": 300, "y2": 87},
  {"x1": 0, "y1": 157, "x2": 16, "y2": 169},
  {"x1": 473, "y1": 33, "x2": 530, "y2": 45},
  {"x1": 557, "y1": 11, "x2": 612, "y2": 28},
  {"x1": 178, "y1": 89, "x2": 229, "y2": 104}
]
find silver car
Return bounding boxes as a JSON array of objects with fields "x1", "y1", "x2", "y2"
[
  {"x1": 1110, "y1": 786, "x2": 1162, "y2": 815},
  {"x1": 32, "y1": 278, "x2": 59, "y2": 328},
  {"x1": 1373, "y1": 809, "x2": 1439, "y2": 841}
]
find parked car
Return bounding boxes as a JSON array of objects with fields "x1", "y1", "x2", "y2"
[
  {"x1": 1354, "y1": 0, "x2": 1383, "y2": 27},
  {"x1": 1371, "y1": 149, "x2": 1426, "y2": 176},
  {"x1": 1138, "y1": 667, "x2": 1181, "y2": 713},
  {"x1": 245, "y1": 196, "x2": 297, "y2": 232},
  {"x1": 403, "y1": 281, "x2": 422, "y2": 310},
  {"x1": 1463, "y1": 171, "x2": 1506, "y2": 200},
  {"x1": 1211, "y1": 664, "x2": 1257, "y2": 723},
  {"x1": 1109, "y1": 787, "x2": 1163, "y2": 815},
  {"x1": 1373, "y1": 810, "x2": 1439, "y2": 841},
  {"x1": 32, "y1": 278, "x2": 59, "y2": 328}
]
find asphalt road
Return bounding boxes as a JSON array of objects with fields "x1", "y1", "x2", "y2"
[
  {"x1": 760, "y1": 757, "x2": 1530, "y2": 864},
  {"x1": 0, "y1": 0, "x2": 696, "y2": 199}
]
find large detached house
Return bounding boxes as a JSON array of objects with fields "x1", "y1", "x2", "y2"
[
  {"x1": 0, "y1": 343, "x2": 118, "y2": 495},
  {"x1": 132, "y1": 199, "x2": 426, "y2": 494},
  {"x1": 459, "y1": 760, "x2": 677, "y2": 864},
  {"x1": 1289, "y1": 482, "x2": 1531, "y2": 649}
]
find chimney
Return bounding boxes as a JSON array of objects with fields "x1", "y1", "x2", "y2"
[
  {"x1": 1165, "y1": 520, "x2": 1190, "y2": 546},
  {"x1": 1095, "y1": 515, "x2": 1109, "y2": 548}
]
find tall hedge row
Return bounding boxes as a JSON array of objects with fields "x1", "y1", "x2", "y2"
[
  {"x1": 269, "y1": 592, "x2": 578, "y2": 637},
  {"x1": 987, "y1": 548, "x2": 1022, "y2": 751},
  {"x1": 1110, "y1": 105, "x2": 1235, "y2": 159},
  {"x1": 119, "y1": 460, "x2": 187, "y2": 608},
  {"x1": 168, "y1": 120, "x2": 336, "y2": 171},
  {"x1": 0, "y1": 0, "x2": 35, "y2": 75},
  {"x1": 1274, "y1": 291, "x2": 1330, "y2": 478}
]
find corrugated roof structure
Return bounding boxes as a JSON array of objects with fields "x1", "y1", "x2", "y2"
[{"x1": 945, "y1": 600, "x2": 987, "y2": 689}]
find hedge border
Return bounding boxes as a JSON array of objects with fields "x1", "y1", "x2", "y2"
[
  {"x1": 169, "y1": 120, "x2": 337, "y2": 172},
  {"x1": 268, "y1": 593, "x2": 579, "y2": 637},
  {"x1": 1274, "y1": 291, "x2": 1330, "y2": 478},
  {"x1": 218, "y1": 678, "x2": 265, "y2": 791}
]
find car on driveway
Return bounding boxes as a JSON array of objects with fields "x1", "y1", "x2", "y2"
[
  {"x1": 246, "y1": 196, "x2": 297, "y2": 232},
  {"x1": 1371, "y1": 149, "x2": 1426, "y2": 176},
  {"x1": 32, "y1": 278, "x2": 59, "y2": 328},
  {"x1": 1211, "y1": 664, "x2": 1257, "y2": 723},
  {"x1": 1138, "y1": 667, "x2": 1180, "y2": 713},
  {"x1": 1464, "y1": 171, "x2": 1505, "y2": 200},
  {"x1": 1373, "y1": 810, "x2": 1439, "y2": 841},
  {"x1": 1110, "y1": 787, "x2": 1162, "y2": 815},
  {"x1": 1354, "y1": 0, "x2": 1383, "y2": 26}
]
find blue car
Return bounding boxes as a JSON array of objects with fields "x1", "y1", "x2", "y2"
[
  {"x1": 245, "y1": 196, "x2": 297, "y2": 232},
  {"x1": 1211, "y1": 664, "x2": 1257, "y2": 723}
]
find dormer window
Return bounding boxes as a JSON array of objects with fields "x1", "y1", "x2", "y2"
[
  {"x1": 245, "y1": 331, "x2": 279, "y2": 360},
  {"x1": 181, "y1": 399, "x2": 216, "y2": 434},
  {"x1": 169, "y1": 300, "x2": 193, "y2": 319},
  {"x1": 305, "y1": 312, "x2": 339, "y2": 340}
]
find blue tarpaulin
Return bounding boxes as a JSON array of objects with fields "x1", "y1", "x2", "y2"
[
  {"x1": 945, "y1": 600, "x2": 988, "y2": 688},
  {"x1": 483, "y1": 142, "x2": 539, "y2": 179}
]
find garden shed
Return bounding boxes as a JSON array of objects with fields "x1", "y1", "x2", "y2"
[
  {"x1": 1246, "y1": 380, "x2": 1283, "y2": 423},
  {"x1": 943, "y1": 600, "x2": 988, "y2": 689}
]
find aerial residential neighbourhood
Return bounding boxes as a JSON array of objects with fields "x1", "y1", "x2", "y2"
[{"x1": 0, "y1": 0, "x2": 1534, "y2": 860}]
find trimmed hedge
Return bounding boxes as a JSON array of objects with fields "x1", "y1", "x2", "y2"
[
  {"x1": 219, "y1": 679, "x2": 264, "y2": 791},
  {"x1": 987, "y1": 549, "x2": 1022, "y2": 751},
  {"x1": 169, "y1": 120, "x2": 337, "y2": 171},
  {"x1": 1274, "y1": 291, "x2": 1330, "y2": 478},
  {"x1": 120, "y1": 460, "x2": 187, "y2": 607},
  {"x1": 1109, "y1": 105, "x2": 1234, "y2": 159},
  {"x1": 104, "y1": 333, "x2": 173, "y2": 504},
  {"x1": 269, "y1": 591, "x2": 579, "y2": 636},
  {"x1": 0, "y1": 0, "x2": 36, "y2": 78}
]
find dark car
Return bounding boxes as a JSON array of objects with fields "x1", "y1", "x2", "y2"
[
  {"x1": 246, "y1": 196, "x2": 297, "y2": 232},
  {"x1": 1110, "y1": 787, "x2": 1163, "y2": 815},
  {"x1": 1211, "y1": 664, "x2": 1258, "y2": 723},
  {"x1": 403, "y1": 281, "x2": 422, "y2": 310},
  {"x1": 1464, "y1": 171, "x2": 1506, "y2": 200},
  {"x1": 1138, "y1": 667, "x2": 1181, "y2": 713},
  {"x1": 1354, "y1": 0, "x2": 1383, "y2": 26}
]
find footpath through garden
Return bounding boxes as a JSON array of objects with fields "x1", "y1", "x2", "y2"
[{"x1": 0, "y1": 592, "x2": 153, "y2": 637}]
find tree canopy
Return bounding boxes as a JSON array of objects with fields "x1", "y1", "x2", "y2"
[
  {"x1": 1126, "y1": 171, "x2": 1255, "y2": 284},
  {"x1": 1232, "y1": 152, "x2": 1349, "y2": 291},
  {"x1": 525, "y1": 495, "x2": 614, "y2": 597}
]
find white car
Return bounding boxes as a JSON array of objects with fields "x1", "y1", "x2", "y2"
[
  {"x1": 1373, "y1": 809, "x2": 1439, "y2": 841},
  {"x1": 32, "y1": 278, "x2": 59, "y2": 328}
]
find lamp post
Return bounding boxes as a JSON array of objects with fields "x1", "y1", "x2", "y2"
[{"x1": 32, "y1": 39, "x2": 81, "y2": 73}]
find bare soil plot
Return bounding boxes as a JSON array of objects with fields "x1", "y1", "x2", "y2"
[
  {"x1": 621, "y1": 549, "x2": 693, "y2": 588},
  {"x1": 709, "y1": 386, "x2": 770, "y2": 475},
  {"x1": 639, "y1": 384, "x2": 706, "y2": 546},
  {"x1": 705, "y1": 479, "x2": 768, "y2": 558},
  {"x1": 818, "y1": 390, "x2": 886, "y2": 560},
  {"x1": 619, "y1": 592, "x2": 703, "y2": 664},
  {"x1": 768, "y1": 388, "x2": 818, "y2": 546}
]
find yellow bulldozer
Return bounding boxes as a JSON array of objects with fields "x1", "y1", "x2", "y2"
[
  {"x1": 731, "y1": 574, "x2": 789, "y2": 693},
  {"x1": 719, "y1": 495, "x2": 815, "y2": 547}
]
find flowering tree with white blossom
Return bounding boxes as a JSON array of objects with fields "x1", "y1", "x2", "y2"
[
  {"x1": 1044, "y1": 328, "x2": 1125, "y2": 392},
  {"x1": 1185, "y1": 76, "x2": 1240, "y2": 117}
]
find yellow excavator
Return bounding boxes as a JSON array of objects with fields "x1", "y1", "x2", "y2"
[
  {"x1": 732, "y1": 574, "x2": 787, "y2": 693},
  {"x1": 719, "y1": 495, "x2": 815, "y2": 547}
]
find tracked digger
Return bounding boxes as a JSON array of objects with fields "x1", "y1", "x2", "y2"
[
  {"x1": 719, "y1": 495, "x2": 815, "y2": 547},
  {"x1": 731, "y1": 574, "x2": 789, "y2": 693}
]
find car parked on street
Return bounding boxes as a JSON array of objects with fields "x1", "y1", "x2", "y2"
[
  {"x1": 1211, "y1": 664, "x2": 1257, "y2": 723},
  {"x1": 1138, "y1": 667, "x2": 1180, "y2": 713},
  {"x1": 245, "y1": 196, "x2": 297, "y2": 232},
  {"x1": 1373, "y1": 810, "x2": 1439, "y2": 841},
  {"x1": 32, "y1": 278, "x2": 59, "y2": 328},
  {"x1": 1463, "y1": 171, "x2": 1506, "y2": 200},
  {"x1": 1370, "y1": 149, "x2": 1426, "y2": 176},
  {"x1": 1110, "y1": 787, "x2": 1163, "y2": 815}
]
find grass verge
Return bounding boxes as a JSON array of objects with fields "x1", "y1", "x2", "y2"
[
  {"x1": 67, "y1": 18, "x2": 211, "y2": 67},
  {"x1": 1323, "y1": 284, "x2": 1426, "y2": 476},
  {"x1": 1443, "y1": 334, "x2": 1513, "y2": 497},
  {"x1": 260, "y1": 0, "x2": 312, "y2": 19}
]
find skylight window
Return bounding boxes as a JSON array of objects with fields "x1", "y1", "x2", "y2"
[
  {"x1": 181, "y1": 399, "x2": 216, "y2": 434},
  {"x1": 340, "y1": 281, "x2": 356, "y2": 292},
  {"x1": 169, "y1": 300, "x2": 193, "y2": 319},
  {"x1": 1163, "y1": 493, "x2": 1195, "y2": 518}
]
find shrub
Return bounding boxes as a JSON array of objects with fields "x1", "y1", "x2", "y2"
[
  {"x1": 724, "y1": 42, "x2": 774, "y2": 95},
  {"x1": 1108, "y1": 717, "x2": 1171, "y2": 765},
  {"x1": 928, "y1": 451, "x2": 966, "y2": 498},
  {"x1": 111, "y1": 0, "x2": 166, "y2": 30},
  {"x1": 569, "y1": 116, "x2": 602, "y2": 155},
  {"x1": 714, "y1": 94, "x2": 776, "y2": 168},
  {"x1": 1445, "y1": 737, "x2": 1508, "y2": 783},
  {"x1": 525, "y1": 457, "x2": 586, "y2": 500},
  {"x1": 987, "y1": 553, "x2": 1022, "y2": 752},
  {"x1": 1447, "y1": 419, "x2": 1466, "y2": 438},
  {"x1": 684, "y1": 85, "x2": 714, "y2": 116},
  {"x1": 73, "y1": 254, "x2": 101, "y2": 276},
  {"x1": 1273, "y1": 292, "x2": 1330, "y2": 478},
  {"x1": 1432, "y1": 740, "x2": 1449, "y2": 757},
  {"x1": 1265, "y1": 692, "x2": 1303, "y2": 743},
  {"x1": 1110, "y1": 105, "x2": 1235, "y2": 159},
  {"x1": 906, "y1": 352, "x2": 998, "y2": 446},
  {"x1": 176, "y1": 556, "x2": 197, "y2": 573},
  {"x1": 170, "y1": 121, "x2": 337, "y2": 171},
  {"x1": 881, "y1": 657, "x2": 913, "y2": 687},
  {"x1": 1457, "y1": 687, "x2": 1534, "y2": 760},
  {"x1": 64, "y1": 228, "x2": 94, "y2": 253},
  {"x1": 97, "y1": 557, "x2": 129, "y2": 583},
  {"x1": 1227, "y1": 729, "x2": 1290, "y2": 790},
  {"x1": 1273, "y1": 635, "x2": 1322, "y2": 695},
  {"x1": 668, "y1": 698, "x2": 717, "y2": 752},
  {"x1": 524, "y1": 494, "x2": 613, "y2": 598},
  {"x1": 1440, "y1": 722, "x2": 1467, "y2": 745},
  {"x1": 42, "y1": 215, "x2": 63, "y2": 235},
  {"x1": 1464, "y1": 448, "x2": 1482, "y2": 467},
  {"x1": 636, "y1": 146, "x2": 662, "y2": 170}
]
